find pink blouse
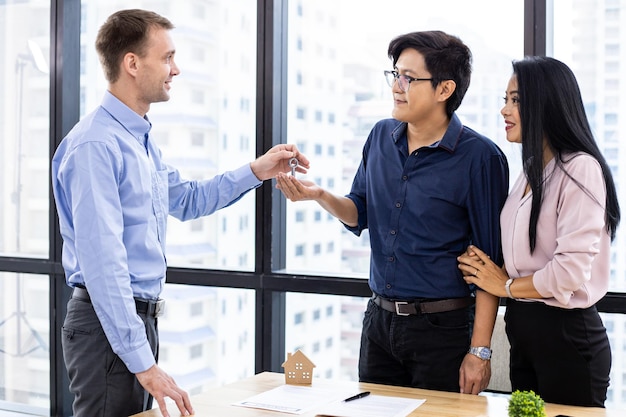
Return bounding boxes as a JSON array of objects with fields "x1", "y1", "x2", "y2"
[{"x1": 500, "y1": 152, "x2": 611, "y2": 308}]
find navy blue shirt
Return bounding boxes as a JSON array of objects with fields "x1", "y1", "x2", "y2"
[{"x1": 345, "y1": 114, "x2": 509, "y2": 299}]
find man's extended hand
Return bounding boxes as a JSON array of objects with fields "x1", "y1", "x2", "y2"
[
  {"x1": 250, "y1": 143, "x2": 310, "y2": 181},
  {"x1": 275, "y1": 173, "x2": 323, "y2": 202},
  {"x1": 136, "y1": 365, "x2": 193, "y2": 417}
]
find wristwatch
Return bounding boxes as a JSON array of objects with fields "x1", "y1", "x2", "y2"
[{"x1": 468, "y1": 346, "x2": 492, "y2": 360}]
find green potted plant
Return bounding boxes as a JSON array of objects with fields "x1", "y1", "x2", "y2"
[{"x1": 507, "y1": 390, "x2": 547, "y2": 417}]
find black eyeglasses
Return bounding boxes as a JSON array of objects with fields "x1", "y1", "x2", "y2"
[{"x1": 384, "y1": 70, "x2": 433, "y2": 92}]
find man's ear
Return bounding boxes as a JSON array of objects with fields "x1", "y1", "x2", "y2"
[
  {"x1": 121, "y1": 52, "x2": 139, "y2": 78},
  {"x1": 437, "y1": 80, "x2": 457, "y2": 102}
]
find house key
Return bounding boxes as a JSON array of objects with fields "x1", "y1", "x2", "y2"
[{"x1": 288, "y1": 157, "x2": 299, "y2": 176}]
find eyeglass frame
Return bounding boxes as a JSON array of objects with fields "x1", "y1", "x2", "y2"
[{"x1": 384, "y1": 70, "x2": 434, "y2": 92}]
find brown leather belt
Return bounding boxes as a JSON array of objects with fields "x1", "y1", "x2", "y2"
[
  {"x1": 72, "y1": 286, "x2": 165, "y2": 318},
  {"x1": 372, "y1": 294, "x2": 474, "y2": 315}
]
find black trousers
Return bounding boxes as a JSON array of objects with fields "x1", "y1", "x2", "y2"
[
  {"x1": 358, "y1": 298, "x2": 471, "y2": 391},
  {"x1": 505, "y1": 299, "x2": 611, "y2": 407},
  {"x1": 62, "y1": 296, "x2": 159, "y2": 417}
]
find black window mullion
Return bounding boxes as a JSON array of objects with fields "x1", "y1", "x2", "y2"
[
  {"x1": 525, "y1": 0, "x2": 547, "y2": 56},
  {"x1": 49, "y1": 0, "x2": 81, "y2": 416},
  {"x1": 255, "y1": 0, "x2": 289, "y2": 374}
]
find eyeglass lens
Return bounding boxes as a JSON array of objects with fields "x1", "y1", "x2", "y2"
[{"x1": 384, "y1": 71, "x2": 408, "y2": 92}]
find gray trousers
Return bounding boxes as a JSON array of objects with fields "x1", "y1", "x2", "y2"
[{"x1": 62, "y1": 296, "x2": 158, "y2": 417}]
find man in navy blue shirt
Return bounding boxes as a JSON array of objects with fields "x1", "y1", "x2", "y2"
[{"x1": 277, "y1": 31, "x2": 508, "y2": 394}]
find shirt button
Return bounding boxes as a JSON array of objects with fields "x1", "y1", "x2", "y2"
[
  {"x1": 395, "y1": 202, "x2": 401, "y2": 208},
  {"x1": 386, "y1": 284, "x2": 392, "y2": 289},
  {"x1": 402, "y1": 175, "x2": 408, "y2": 180},
  {"x1": 388, "y1": 256, "x2": 395, "y2": 262},
  {"x1": 390, "y1": 230, "x2": 396, "y2": 235}
]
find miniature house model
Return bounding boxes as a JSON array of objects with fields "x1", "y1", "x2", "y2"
[{"x1": 281, "y1": 349, "x2": 316, "y2": 385}]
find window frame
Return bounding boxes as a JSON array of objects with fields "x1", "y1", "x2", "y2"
[{"x1": 0, "y1": 1, "x2": 625, "y2": 416}]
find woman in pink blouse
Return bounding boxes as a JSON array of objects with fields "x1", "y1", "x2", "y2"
[{"x1": 458, "y1": 56, "x2": 620, "y2": 407}]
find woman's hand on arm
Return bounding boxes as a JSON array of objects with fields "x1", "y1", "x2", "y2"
[{"x1": 458, "y1": 245, "x2": 543, "y2": 299}]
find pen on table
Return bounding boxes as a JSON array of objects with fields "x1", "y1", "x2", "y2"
[{"x1": 343, "y1": 391, "x2": 370, "y2": 402}]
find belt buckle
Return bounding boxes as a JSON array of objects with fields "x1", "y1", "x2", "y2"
[
  {"x1": 154, "y1": 299, "x2": 165, "y2": 318},
  {"x1": 394, "y1": 301, "x2": 410, "y2": 316}
]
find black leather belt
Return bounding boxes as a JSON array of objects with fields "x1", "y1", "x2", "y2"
[
  {"x1": 72, "y1": 286, "x2": 165, "y2": 318},
  {"x1": 372, "y1": 294, "x2": 474, "y2": 315}
]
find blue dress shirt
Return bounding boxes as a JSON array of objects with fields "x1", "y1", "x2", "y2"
[
  {"x1": 51, "y1": 91, "x2": 261, "y2": 373},
  {"x1": 345, "y1": 115, "x2": 509, "y2": 300}
]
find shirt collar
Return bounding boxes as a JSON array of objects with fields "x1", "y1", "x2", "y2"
[
  {"x1": 101, "y1": 90, "x2": 152, "y2": 146},
  {"x1": 391, "y1": 113, "x2": 463, "y2": 153}
]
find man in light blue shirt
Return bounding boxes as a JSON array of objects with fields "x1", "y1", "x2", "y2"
[{"x1": 51, "y1": 9, "x2": 308, "y2": 417}]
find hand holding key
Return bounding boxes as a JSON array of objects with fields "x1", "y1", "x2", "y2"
[{"x1": 249, "y1": 144, "x2": 309, "y2": 181}]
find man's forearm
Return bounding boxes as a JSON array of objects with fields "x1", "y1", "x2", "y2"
[
  {"x1": 470, "y1": 289, "x2": 499, "y2": 347},
  {"x1": 317, "y1": 192, "x2": 358, "y2": 227}
]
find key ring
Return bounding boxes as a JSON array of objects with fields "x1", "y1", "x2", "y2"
[{"x1": 288, "y1": 157, "x2": 299, "y2": 176}]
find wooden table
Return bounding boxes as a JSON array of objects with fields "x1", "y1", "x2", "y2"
[{"x1": 131, "y1": 371, "x2": 624, "y2": 417}]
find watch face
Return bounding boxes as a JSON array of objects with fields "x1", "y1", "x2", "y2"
[{"x1": 470, "y1": 347, "x2": 492, "y2": 360}]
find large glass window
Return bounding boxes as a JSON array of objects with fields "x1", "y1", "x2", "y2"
[
  {"x1": 285, "y1": 293, "x2": 368, "y2": 381},
  {"x1": 80, "y1": 0, "x2": 257, "y2": 271},
  {"x1": 158, "y1": 284, "x2": 255, "y2": 396},
  {"x1": 0, "y1": 1, "x2": 50, "y2": 258},
  {"x1": 4, "y1": 2, "x2": 626, "y2": 416},
  {"x1": 283, "y1": 0, "x2": 524, "y2": 276},
  {"x1": 0, "y1": 273, "x2": 49, "y2": 415}
]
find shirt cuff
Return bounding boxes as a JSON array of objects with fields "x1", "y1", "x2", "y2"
[
  {"x1": 342, "y1": 194, "x2": 366, "y2": 235},
  {"x1": 119, "y1": 341, "x2": 156, "y2": 374},
  {"x1": 533, "y1": 269, "x2": 572, "y2": 305},
  {"x1": 237, "y1": 163, "x2": 263, "y2": 189}
]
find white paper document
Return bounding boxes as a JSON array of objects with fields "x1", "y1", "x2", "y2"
[
  {"x1": 232, "y1": 384, "x2": 351, "y2": 415},
  {"x1": 316, "y1": 394, "x2": 425, "y2": 417}
]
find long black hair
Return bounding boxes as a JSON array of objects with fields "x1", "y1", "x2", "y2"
[{"x1": 513, "y1": 56, "x2": 620, "y2": 252}]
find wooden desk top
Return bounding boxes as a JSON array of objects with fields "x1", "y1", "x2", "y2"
[{"x1": 131, "y1": 371, "x2": 624, "y2": 417}]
